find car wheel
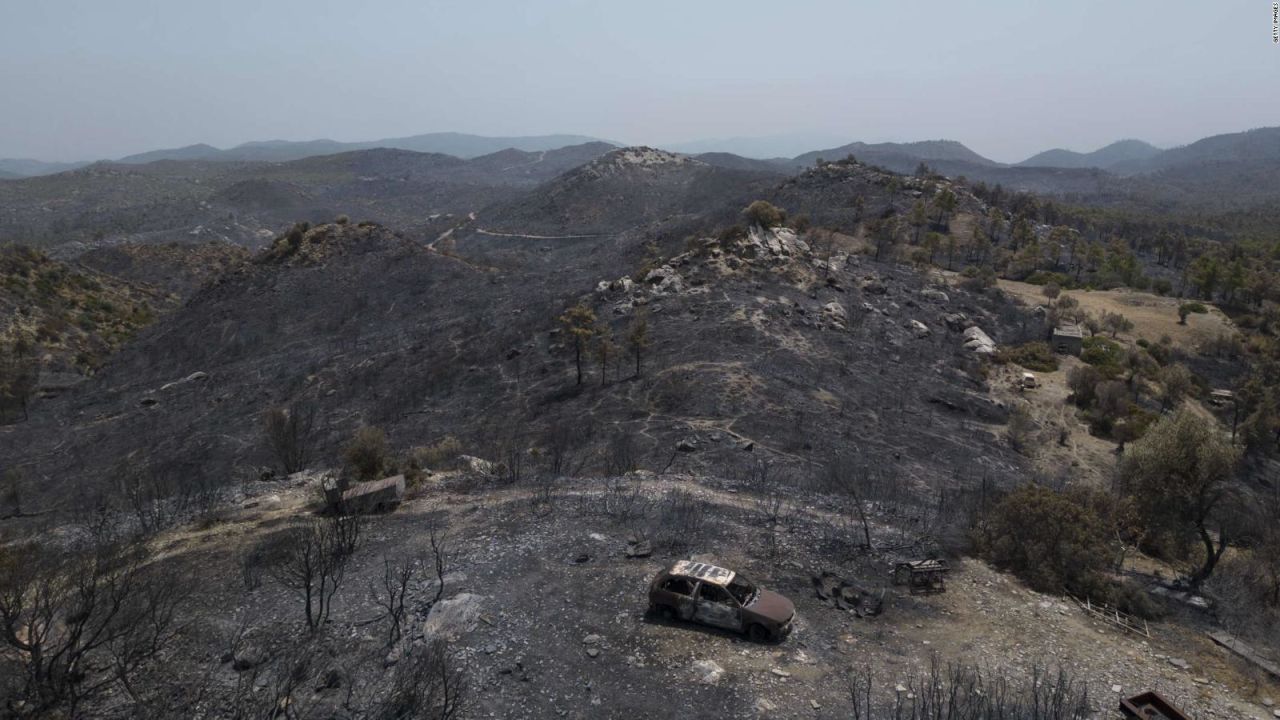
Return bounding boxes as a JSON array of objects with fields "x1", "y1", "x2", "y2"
[
  {"x1": 747, "y1": 623, "x2": 772, "y2": 643},
  {"x1": 658, "y1": 605, "x2": 675, "y2": 621}
]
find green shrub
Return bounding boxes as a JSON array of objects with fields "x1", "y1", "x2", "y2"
[
  {"x1": 975, "y1": 484, "x2": 1112, "y2": 598},
  {"x1": 344, "y1": 426, "x2": 389, "y2": 482},
  {"x1": 414, "y1": 435, "x2": 463, "y2": 471},
  {"x1": 1178, "y1": 302, "x2": 1207, "y2": 324},
  {"x1": 997, "y1": 342, "x2": 1058, "y2": 372},
  {"x1": 1081, "y1": 336, "x2": 1124, "y2": 374},
  {"x1": 742, "y1": 200, "x2": 786, "y2": 229},
  {"x1": 958, "y1": 265, "x2": 997, "y2": 291},
  {"x1": 1107, "y1": 580, "x2": 1163, "y2": 620},
  {"x1": 1024, "y1": 271, "x2": 1072, "y2": 288}
]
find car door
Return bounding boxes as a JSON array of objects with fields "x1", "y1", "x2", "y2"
[
  {"x1": 694, "y1": 582, "x2": 742, "y2": 631},
  {"x1": 661, "y1": 576, "x2": 697, "y2": 621}
]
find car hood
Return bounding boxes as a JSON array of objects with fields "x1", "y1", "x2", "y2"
[{"x1": 745, "y1": 589, "x2": 794, "y2": 623}]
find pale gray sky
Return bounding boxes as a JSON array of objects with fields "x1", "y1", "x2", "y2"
[{"x1": 1, "y1": 0, "x2": 1275, "y2": 163}]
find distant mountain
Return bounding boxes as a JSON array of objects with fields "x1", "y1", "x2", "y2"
[
  {"x1": 0, "y1": 158, "x2": 92, "y2": 178},
  {"x1": 667, "y1": 133, "x2": 850, "y2": 159},
  {"x1": 0, "y1": 143, "x2": 623, "y2": 253},
  {"x1": 1140, "y1": 126, "x2": 1280, "y2": 171},
  {"x1": 480, "y1": 146, "x2": 783, "y2": 234},
  {"x1": 117, "y1": 143, "x2": 224, "y2": 164},
  {"x1": 377, "y1": 132, "x2": 611, "y2": 158},
  {"x1": 792, "y1": 140, "x2": 999, "y2": 172},
  {"x1": 0, "y1": 170, "x2": 20, "y2": 180},
  {"x1": 1018, "y1": 139, "x2": 1162, "y2": 170},
  {"x1": 459, "y1": 142, "x2": 618, "y2": 183},
  {"x1": 692, "y1": 152, "x2": 793, "y2": 173},
  {"x1": 115, "y1": 132, "x2": 614, "y2": 165}
]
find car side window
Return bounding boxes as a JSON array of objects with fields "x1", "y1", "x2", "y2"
[
  {"x1": 698, "y1": 583, "x2": 737, "y2": 606},
  {"x1": 663, "y1": 577, "x2": 694, "y2": 596}
]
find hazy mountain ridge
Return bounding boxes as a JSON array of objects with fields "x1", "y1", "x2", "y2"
[
  {"x1": 792, "y1": 139, "x2": 1000, "y2": 170},
  {"x1": 116, "y1": 132, "x2": 614, "y2": 165},
  {"x1": 0, "y1": 158, "x2": 91, "y2": 178},
  {"x1": 1017, "y1": 139, "x2": 1163, "y2": 170},
  {"x1": 0, "y1": 143, "x2": 623, "y2": 251}
]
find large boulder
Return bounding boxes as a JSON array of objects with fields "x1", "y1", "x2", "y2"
[
  {"x1": 423, "y1": 593, "x2": 485, "y2": 642},
  {"x1": 458, "y1": 455, "x2": 496, "y2": 476},
  {"x1": 943, "y1": 313, "x2": 971, "y2": 332},
  {"x1": 920, "y1": 288, "x2": 950, "y2": 304},
  {"x1": 961, "y1": 326, "x2": 997, "y2": 354}
]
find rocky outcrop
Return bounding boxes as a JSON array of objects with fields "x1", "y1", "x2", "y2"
[
  {"x1": 644, "y1": 266, "x2": 686, "y2": 295},
  {"x1": 423, "y1": 593, "x2": 484, "y2": 642},
  {"x1": 822, "y1": 302, "x2": 848, "y2": 328},
  {"x1": 907, "y1": 319, "x2": 931, "y2": 338},
  {"x1": 962, "y1": 326, "x2": 997, "y2": 354}
]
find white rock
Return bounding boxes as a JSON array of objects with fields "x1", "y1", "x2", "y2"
[
  {"x1": 458, "y1": 455, "x2": 495, "y2": 475},
  {"x1": 961, "y1": 326, "x2": 996, "y2": 354},
  {"x1": 691, "y1": 659, "x2": 724, "y2": 685},
  {"x1": 823, "y1": 302, "x2": 848, "y2": 325},
  {"x1": 643, "y1": 266, "x2": 685, "y2": 296},
  {"x1": 422, "y1": 593, "x2": 484, "y2": 641}
]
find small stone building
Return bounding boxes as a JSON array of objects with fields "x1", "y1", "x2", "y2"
[
  {"x1": 1052, "y1": 324, "x2": 1084, "y2": 356},
  {"x1": 325, "y1": 474, "x2": 406, "y2": 514}
]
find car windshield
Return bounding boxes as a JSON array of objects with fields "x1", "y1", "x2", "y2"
[{"x1": 727, "y1": 577, "x2": 757, "y2": 606}]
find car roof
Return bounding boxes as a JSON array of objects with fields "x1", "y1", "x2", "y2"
[{"x1": 670, "y1": 560, "x2": 735, "y2": 586}]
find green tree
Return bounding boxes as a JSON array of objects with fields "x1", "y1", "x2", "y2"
[
  {"x1": 923, "y1": 231, "x2": 943, "y2": 264},
  {"x1": 625, "y1": 310, "x2": 650, "y2": 378},
  {"x1": 558, "y1": 303, "x2": 598, "y2": 385},
  {"x1": 1102, "y1": 311, "x2": 1134, "y2": 338},
  {"x1": 743, "y1": 200, "x2": 785, "y2": 229},
  {"x1": 1222, "y1": 259, "x2": 1246, "y2": 304},
  {"x1": 986, "y1": 208, "x2": 1005, "y2": 244},
  {"x1": 594, "y1": 325, "x2": 615, "y2": 386},
  {"x1": 1010, "y1": 216, "x2": 1034, "y2": 251},
  {"x1": 1188, "y1": 255, "x2": 1220, "y2": 299},
  {"x1": 1122, "y1": 409, "x2": 1241, "y2": 587},
  {"x1": 931, "y1": 187, "x2": 957, "y2": 229},
  {"x1": 870, "y1": 217, "x2": 900, "y2": 262},
  {"x1": 976, "y1": 484, "x2": 1112, "y2": 597},
  {"x1": 1177, "y1": 302, "x2": 1207, "y2": 325},
  {"x1": 1156, "y1": 363, "x2": 1194, "y2": 412},
  {"x1": 908, "y1": 200, "x2": 927, "y2": 244}
]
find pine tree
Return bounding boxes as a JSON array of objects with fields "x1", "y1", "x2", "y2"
[{"x1": 558, "y1": 303, "x2": 597, "y2": 385}]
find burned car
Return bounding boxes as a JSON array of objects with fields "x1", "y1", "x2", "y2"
[{"x1": 648, "y1": 561, "x2": 795, "y2": 641}]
